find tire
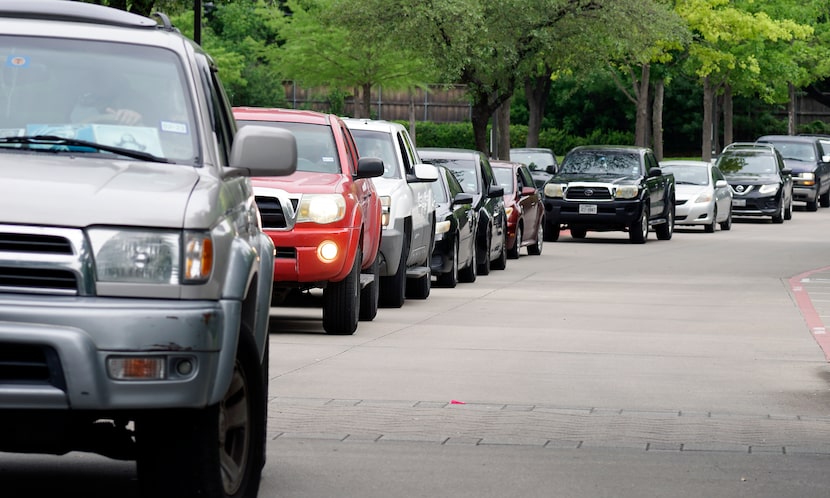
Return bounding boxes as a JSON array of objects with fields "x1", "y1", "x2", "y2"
[
  {"x1": 359, "y1": 252, "x2": 379, "y2": 321},
  {"x1": 380, "y1": 230, "x2": 408, "y2": 308},
  {"x1": 630, "y1": 205, "x2": 649, "y2": 244},
  {"x1": 490, "y1": 221, "x2": 507, "y2": 270},
  {"x1": 720, "y1": 207, "x2": 732, "y2": 231},
  {"x1": 437, "y1": 237, "x2": 459, "y2": 288},
  {"x1": 527, "y1": 217, "x2": 543, "y2": 256},
  {"x1": 820, "y1": 187, "x2": 830, "y2": 208},
  {"x1": 136, "y1": 331, "x2": 266, "y2": 498},
  {"x1": 476, "y1": 226, "x2": 491, "y2": 276},
  {"x1": 655, "y1": 203, "x2": 673, "y2": 240},
  {"x1": 458, "y1": 236, "x2": 477, "y2": 283},
  {"x1": 322, "y1": 248, "x2": 361, "y2": 335},
  {"x1": 507, "y1": 224, "x2": 521, "y2": 259},
  {"x1": 543, "y1": 222, "x2": 560, "y2": 242},
  {"x1": 772, "y1": 199, "x2": 785, "y2": 224},
  {"x1": 704, "y1": 207, "x2": 716, "y2": 233},
  {"x1": 570, "y1": 227, "x2": 587, "y2": 239},
  {"x1": 784, "y1": 197, "x2": 793, "y2": 220},
  {"x1": 807, "y1": 198, "x2": 818, "y2": 212}
]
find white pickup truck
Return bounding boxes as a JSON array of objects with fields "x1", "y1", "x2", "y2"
[{"x1": 345, "y1": 119, "x2": 439, "y2": 307}]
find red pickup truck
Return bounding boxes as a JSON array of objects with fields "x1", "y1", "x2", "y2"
[{"x1": 233, "y1": 107, "x2": 384, "y2": 335}]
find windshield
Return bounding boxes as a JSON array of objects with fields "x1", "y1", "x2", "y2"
[
  {"x1": 560, "y1": 150, "x2": 641, "y2": 176},
  {"x1": 238, "y1": 121, "x2": 339, "y2": 174},
  {"x1": 493, "y1": 167, "x2": 514, "y2": 194},
  {"x1": 762, "y1": 141, "x2": 815, "y2": 162},
  {"x1": 421, "y1": 157, "x2": 479, "y2": 194},
  {"x1": 510, "y1": 150, "x2": 554, "y2": 171},
  {"x1": 0, "y1": 35, "x2": 197, "y2": 164},
  {"x1": 718, "y1": 154, "x2": 778, "y2": 176},
  {"x1": 350, "y1": 129, "x2": 400, "y2": 179},
  {"x1": 662, "y1": 165, "x2": 709, "y2": 186}
]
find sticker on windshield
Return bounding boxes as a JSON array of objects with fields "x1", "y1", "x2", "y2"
[
  {"x1": 160, "y1": 121, "x2": 188, "y2": 134},
  {"x1": 322, "y1": 157, "x2": 334, "y2": 162},
  {"x1": 6, "y1": 56, "x2": 29, "y2": 68}
]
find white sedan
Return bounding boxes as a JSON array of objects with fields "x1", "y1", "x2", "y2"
[{"x1": 661, "y1": 160, "x2": 733, "y2": 232}]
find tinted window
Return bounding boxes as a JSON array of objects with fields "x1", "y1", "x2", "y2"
[
  {"x1": 762, "y1": 141, "x2": 816, "y2": 162},
  {"x1": 422, "y1": 157, "x2": 479, "y2": 194},
  {"x1": 351, "y1": 129, "x2": 401, "y2": 179}
]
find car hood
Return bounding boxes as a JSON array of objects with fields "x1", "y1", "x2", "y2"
[
  {"x1": 252, "y1": 170, "x2": 343, "y2": 194},
  {"x1": 0, "y1": 154, "x2": 199, "y2": 228},
  {"x1": 554, "y1": 173, "x2": 641, "y2": 185},
  {"x1": 782, "y1": 159, "x2": 817, "y2": 174},
  {"x1": 675, "y1": 184, "x2": 710, "y2": 200},
  {"x1": 371, "y1": 176, "x2": 406, "y2": 196}
]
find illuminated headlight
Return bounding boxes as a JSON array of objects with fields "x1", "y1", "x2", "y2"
[
  {"x1": 89, "y1": 229, "x2": 184, "y2": 284},
  {"x1": 297, "y1": 194, "x2": 346, "y2": 224},
  {"x1": 799, "y1": 172, "x2": 816, "y2": 185},
  {"x1": 544, "y1": 183, "x2": 565, "y2": 198},
  {"x1": 380, "y1": 196, "x2": 392, "y2": 227},
  {"x1": 758, "y1": 184, "x2": 780, "y2": 195},
  {"x1": 615, "y1": 186, "x2": 639, "y2": 199},
  {"x1": 694, "y1": 192, "x2": 713, "y2": 203}
]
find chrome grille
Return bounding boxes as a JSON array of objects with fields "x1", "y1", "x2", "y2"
[{"x1": 566, "y1": 186, "x2": 612, "y2": 200}]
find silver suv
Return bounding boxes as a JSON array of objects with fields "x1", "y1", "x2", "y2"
[{"x1": 0, "y1": 2, "x2": 296, "y2": 496}]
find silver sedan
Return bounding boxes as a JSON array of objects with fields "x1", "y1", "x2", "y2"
[{"x1": 661, "y1": 160, "x2": 733, "y2": 232}]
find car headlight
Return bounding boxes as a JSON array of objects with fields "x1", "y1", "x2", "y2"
[
  {"x1": 758, "y1": 184, "x2": 780, "y2": 195},
  {"x1": 435, "y1": 220, "x2": 451, "y2": 235},
  {"x1": 694, "y1": 192, "x2": 713, "y2": 203},
  {"x1": 544, "y1": 183, "x2": 565, "y2": 198},
  {"x1": 615, "y1": 186, "x2": 639, "y2": 199},
  {"x1": 88, "y1": 229, "x2": 212, "y2": 284},
  {"x1": 380, "y1": 196, "x2": 392, "y2": 227},
  {"x1": 297, "y1": 194, "x2": 346, "y2": 224},
  {"x1": 800, "y1": 172, "x2": 815, "y2": 180}
]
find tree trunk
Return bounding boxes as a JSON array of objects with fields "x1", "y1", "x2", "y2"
[
  {"x1": 788, "y1": 82, "x2": 797, "y2": 135},
  {"x1": 352, "y1": 86, "x2": 361, "y2": 118},
  {"x1": 634, "y1": 65, "x2": 650, "y2": 147},
  {"x1": 702, "y1": 76, "x2": 714, "y2": 162},
  {"x1": 652, "y1": 79, "x2": 664, "y2": 161},
  {"x1": 497, "y1": 98, "x2": 511, "y2": 160},
  {"x1": 408, "y1": 88, "x2": 416, "y2": 147},
  {"x1": 471, "y1": 102, "x2": 491, "y2": 157},
  {"x1": 713, "y1": 93, "x2": 721, "y2": 154},
  {"x1": 723, "y1": 84, "x2": 733, "y2": 147},
  {"x1": 362, "y1": 83, "x2": 372, "y2": 120},
  {"x1": 524, "y1": 71, "x2": 552, "y2": 148}
]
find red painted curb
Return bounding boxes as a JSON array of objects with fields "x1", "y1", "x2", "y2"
[{"x1": 788, "y1": 266, "x2": 830, "y2": 362}]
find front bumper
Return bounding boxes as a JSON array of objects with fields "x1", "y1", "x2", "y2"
[
  {"x1": 0, "y1": 295, "x2": 241, "y2": 411},
  {"x1": 731, "y1": 194, "x2": 780, "y2": 216},
  {"x1": 266, "y1": 226, "x2": 358, "y2": 285},
  {"x1": 793, "y1": 185, "x2": 818, "y2": 203},
  {"x1": 544, "y1": 198, "x2": 643, "y2": 230},
  {"x1": 674, "y1": 199, "x2": 713, "y2": 226}
]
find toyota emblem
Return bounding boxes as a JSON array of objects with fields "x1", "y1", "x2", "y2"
[{"x1": 585, "y1": 189, "x2": 594, "y2": 197}]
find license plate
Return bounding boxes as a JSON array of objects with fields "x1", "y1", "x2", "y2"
[
  {"x1": 732, "y1": 199, "x2": 746, "y2": 207},
  {"x1": 579, "y1": 204, "x2": 598, "y2": 215}
]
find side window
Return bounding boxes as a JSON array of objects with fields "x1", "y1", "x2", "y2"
[
  {"x1": 645, "y1": 153, "x2": 659, "y2": 172},
  {"x1": 519, "y1": 167, "x2": 533, "y2": 188},
  {"x1": 396, "y1": 131, "x2": 415, "y2": 175},
  {"x1": 713, "y1": 167, "x2": 725, "y2": 182},
  {"x1": 481, "y1": 156, "x2": 497, "y2": 189},
  {"x1": 339, "y1": 124, "x2": 358, "y2": 176},
  {"x1": 197, "y1": 55, "x2": 234, "y2": 166}
]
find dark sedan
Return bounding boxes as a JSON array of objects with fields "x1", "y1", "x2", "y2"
[
  {"x1": 756, "y1": 135, "x2": 830, "y2": 211},
  {"x1": 419, "y1": 148, "x2": 507, "y2": 275},
  {"x1": 429, "y1": 165, "x2": 476, "y2": 287}
]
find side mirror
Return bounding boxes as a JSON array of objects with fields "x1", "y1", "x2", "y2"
[
  {"x1": 648, "y1": 167, "x2": 663, "y2": 178},
  {"x1": 546, "y1": 165, "x2": 557, "y2": 175},
  {"x1": 230, "y1": 125, "x2": 297, "y2": 177},
  {"x1": 782, "y1": 168, "x2": 793, "y2": 176},
  {"x1": 407, "y1": 163, "x2": 439, "y2": 183},
  {"x1": 715, "y1": 179, "x2": 728, "y2": 188},
  {"x1": 488, "y1": 185, "x2": 505, "y2": 198},
  {"x1": 520, "y1": 186, "x2": 536, "y2": 197},
  {"x1": 452, "y1": 192, "x2": 474, "y2": 206},
  {"x1": 355, "y1": 156, "x2": 385, "y2": 178}
]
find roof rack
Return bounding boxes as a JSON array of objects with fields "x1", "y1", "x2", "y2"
[
  {"x1": 0, "y1": 0, "x2": 158, "y2": 28},
  {"x1": 722, "y1": 142, "x2": 776, "y2": 154}
]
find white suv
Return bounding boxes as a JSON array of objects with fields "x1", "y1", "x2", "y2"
[{"x1": 345, "y1": 119, "x2": 438, "y2": 307}]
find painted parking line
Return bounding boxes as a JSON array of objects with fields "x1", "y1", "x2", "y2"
[{"x1": 789, "y1": 266, "x2": 830, "y2": 361}]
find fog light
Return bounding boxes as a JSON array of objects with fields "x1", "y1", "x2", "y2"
[
  {"x1": 176, "y1": 359, "x2": 194, "y2": 376},
  {"x1": 108, "y1": 356, "x2": 166, "y2": 380},
  {"x1": 317, "y1": 240, "x2": 339, "y2": 262}
]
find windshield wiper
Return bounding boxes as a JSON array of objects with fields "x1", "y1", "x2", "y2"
[{"x1": 0, "y1": 135, "x2": 171, "y2": 163}]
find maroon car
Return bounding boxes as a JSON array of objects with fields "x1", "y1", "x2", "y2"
[{"x1": 491, "y1": 160, "x2": 545, "y2": 258}]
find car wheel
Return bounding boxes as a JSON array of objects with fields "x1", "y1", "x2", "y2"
[
  {"x1": 785, "y1": 196, "x2": 793, "y2": 220},
  {"x1": 820, "y1": 186, "x2": 830, "y2": 208},
  {"x1": 491, "y1": 221, "x2": 507, "y2": 270},
  {"x1": 380, "y1": 230, "x2": 408, "y2": 308},
  {"x1": 476, "y1": 226, "x2": 491, "y2": 276},
  {"x1": 136, "y1": 330, "x2": 266, "y2": 498},
  {"x1": 543, "y1": 222, "x2": 560, "y2": 242},
  {"x1": 720, "y1": 207, "x2": 732, "y2": 231},
  {"x1": 458, "y1": 236, "x2": 477, "y2": 283},
  {"x1": 527, "y1": 217, "x2": 543, "y2": 256},
  {"x1": 570, "y1": 227, "x2": 587, "y2": 239},
  {"x1": 772, "y1": 199, "x2": 785, "y2": 224},
  {"x1": 704, "y1": 206, "x2": 716, "y2": 233},
  {"x1": 807, "y1": 198, "x2": 819, "y2": 212},
  {"x1": 322, "y1": 248, "x2": 361, "y2": 335},
  {"x1": 507, "y1": 224, "x2": 521, "y2": 259},
  {"x1": 630, "y1": 205, "x2": 649, "y2": 244},
  {"x1": 655, "y1": 203, "x2": 673, "y2": 240},
  {"x1": 359, "y1": 252, "x2": 379, "y2": 321},
  {"x1": 437, "y1": 237, "x2": 459, "y2": 288}
]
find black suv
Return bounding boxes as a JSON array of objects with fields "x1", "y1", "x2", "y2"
[
  {"x1": 715, "y1": 142, "x2": 794, "y2": 223},
  {"x1": 419, "y1": 148, "x2": 507, "y2": 275},
  {"x1": 756, "y1": 135, "x2": 830, "y2": 211}
]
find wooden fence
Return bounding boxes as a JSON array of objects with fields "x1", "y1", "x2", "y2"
[{"x1": 282, "y1": 82, "x2": 472, "y2": 122}]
